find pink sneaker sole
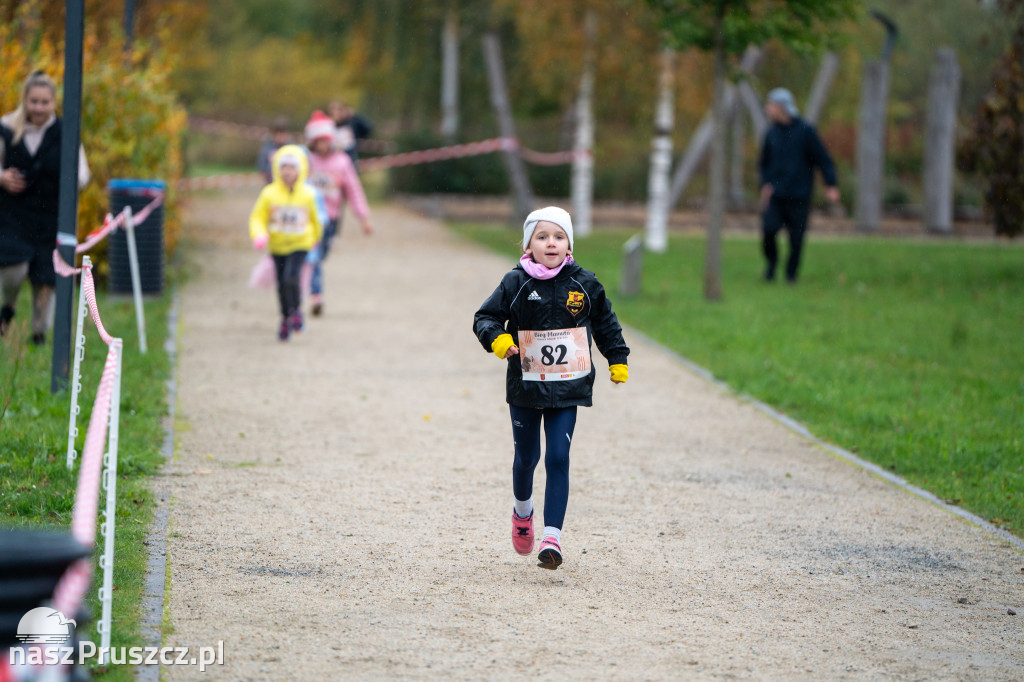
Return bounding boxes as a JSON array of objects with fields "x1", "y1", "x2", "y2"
[
  {"x1": 537, "y1": 537, "x2": 562, "y2": 569},
  {"x1": 511, "y1": 512, "x2": 534, "y2": 555}
]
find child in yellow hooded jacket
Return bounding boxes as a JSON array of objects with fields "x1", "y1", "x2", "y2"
[{"x1": 249, "y1": 144, "x2": 323, "y2": 341}]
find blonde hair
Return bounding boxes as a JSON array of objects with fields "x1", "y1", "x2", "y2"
[{"x1": 8, "y1": 71, "x2": 57, "y2": 145}]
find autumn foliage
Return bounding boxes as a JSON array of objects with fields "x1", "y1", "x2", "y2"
[
  {"x1": 0, "y1": 1, "x2": 196, "y2": 268},
  {"x1": 960, "y1": 0, "x2": 1024, "y2": 236}
]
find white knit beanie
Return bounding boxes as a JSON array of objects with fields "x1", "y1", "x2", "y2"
[{"x1": 522, "y1": 206, "x2": 574, "y2": 251}]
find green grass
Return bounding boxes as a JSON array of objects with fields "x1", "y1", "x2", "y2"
[
  {"x1": 185, "y1": 162, "x2": 255, "y2": 178},
  {"x1": 451, "y1": 222, "x2": 1024, "y2": 537},
  {"x1": 1, "y1": 281, "x2": 172, "y2": 680}
]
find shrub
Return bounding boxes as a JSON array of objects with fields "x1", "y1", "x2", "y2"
[
  {"x1": 959, "y1": 0, "x2": 1024, "y2": 237},
  {"x1": 0, "y1": 18, "x2": 187, "y2": 272}
]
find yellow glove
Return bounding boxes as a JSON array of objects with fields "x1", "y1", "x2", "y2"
[
  {"x1": 491, "y1": 333, "x2": 517, "y2": 359},
  {"x1": 610, "y1": 364, "x2": 628, "y2": 384}
]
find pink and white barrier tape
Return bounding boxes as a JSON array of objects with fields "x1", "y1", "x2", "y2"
[
  {"x1": 359, "y1": 137, "x2": 510, "y2": 171},
  {"x1": 53, "y1": 249, "x2": 80, "y2": 279},
  {"x1": 49, "y1": 276, "x2": 122, "y2": 630},
  {"x1": 69, "y1": 337, "x2": 119, "y2": 545},
  {"x1": 77, "y1": 193, "x2": 164, "y2": 254},
  {"x1": 176, "y1": 137, "x2": 586, "y2": 192},
  {"x1": 51, "y1": 557, "x2": 92, "y2": 619},
  {"x1": 189, "y1": 116, "x2": 394, "y2": 153},
  {"x1": 52, "y1": 193, "x2": 164, "y2": 277},
  {"x1": 177, "y1": 172, "x2": 267, "y2": 191},
  {"x1": 81, "y1": 265, "x2": 115, "y2": 346}
]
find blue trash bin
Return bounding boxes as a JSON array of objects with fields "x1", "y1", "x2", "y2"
[{"x1": 107, "y1": 179, "x2": 166, "y2": 295}]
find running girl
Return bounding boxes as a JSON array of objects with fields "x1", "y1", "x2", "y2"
[
  {"x1": 473, "y1": 206, "x2": 629, "y2": 569},
  {"x1": 249, "y1": 145, "x2": 322, "y2": 341}
]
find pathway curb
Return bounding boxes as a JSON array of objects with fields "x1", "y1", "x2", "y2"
[{"x1": 136, "y1": 287, "x2": 180, "y2": 681}]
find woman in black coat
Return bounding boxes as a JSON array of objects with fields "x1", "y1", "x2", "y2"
[{"x1": 0, "y1": 71, "x2": 90, "y2": 344}]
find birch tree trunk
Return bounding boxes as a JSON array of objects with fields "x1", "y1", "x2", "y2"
[
  {"x1": 704, "y1": 24, "x2": 727, "y2": 301},
  {"x1": 923, "y1": 48, "x2": 961, "y2": 234},
  {"x1": 737, "y1": 79, "x2": 768, "y2": 141},
  {"x1": 856, "y1": 59, "x2": 890, "y2": 231},
  {"x1": 804, "y1": 52, "x2": 839, "y2": 126},
  {"x1": 644, "y1": 48, "x2": 676, "y2": 253},
  {"x1": 482, "y1": 32, "x2": 535, "y2": 220},
  {"x1": 668, "y1": 46, "x2": 760, "y2": 208},
  {"x1": 439, "y1": 8, "x2": 460, "y2": 141},
  {"x1": 728, "y1": 102, "x2": 746, "y2": 210},
  {"x1": 571, "y1": 10, "x2": 597, "y2": 239}
]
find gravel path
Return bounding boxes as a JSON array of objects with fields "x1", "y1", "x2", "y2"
[{"x1": 162, "y1": 190, "x2": 1022, "y2": 680}]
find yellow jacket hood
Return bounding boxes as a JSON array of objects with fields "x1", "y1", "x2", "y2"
[{"x1": 271, "y1": 144, "x2": 310, "y2": 186}]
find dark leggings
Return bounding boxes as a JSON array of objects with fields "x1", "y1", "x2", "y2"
[
  {"x1": 272, "y1": 251, "x2": 307, "y2": 317},
  {"x1": 510, "y1": 405, "x2": 578, "y2": 530}
]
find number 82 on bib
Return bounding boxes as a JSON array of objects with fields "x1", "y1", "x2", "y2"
[{"x1": 517, "y1": 328, "x2": 591, "y2": 382}]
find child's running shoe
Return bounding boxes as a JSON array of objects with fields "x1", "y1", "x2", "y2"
[
  {"x1": 311, "y1": 294, "x2": 323, "y2": 317},
  {"x1": 537, "y1": 536, "x2": 562, "y2": 569},
  {"x1": 511, "y1": 511, "x2": 534, "y2": 555},
  {"x1": 278, "y1": 318, "x2": 290, "y2": 342},
  {"x1": 289, "y1": 310, "x2": 304, "y2": 333}
]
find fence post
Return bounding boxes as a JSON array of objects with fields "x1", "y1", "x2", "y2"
[
  {"x1": 123, "y1": 207, "x2": 148, "y2": 353},
  {"x1": 66, "y1": 256, "x2": 90, "y2": 469},
  {"x1": 923, "y1": 48, "x2": 961, "y2": 234},
  {"x1": 620, "y1": 235, "x2": 644, "y2": 298},
  {"x1": 97, "y1": 338, "x2": 123, "y2": 664}
]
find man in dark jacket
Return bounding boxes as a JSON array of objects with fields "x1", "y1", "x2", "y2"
[
  {"x1": 758, "y1": 88, "x2": 840, "y2": 283},
  {"x1": 327, "y1": 100, "x2": 372, "y2": 168}
]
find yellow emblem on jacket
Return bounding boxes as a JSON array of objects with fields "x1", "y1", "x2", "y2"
[{"x1": 566, "y1": 291, "x2": 585, "y2": 316}]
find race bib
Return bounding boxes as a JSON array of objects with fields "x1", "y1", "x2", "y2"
[
  {"x1": 309, "y1": 171, "x2": 341, "y2": 202},
  {"x1": 269, "y1": 206, "x2": 310, "y2": 235},
  {"x1": 517, "y1": 328, "x2": 591, "y2": 382}
]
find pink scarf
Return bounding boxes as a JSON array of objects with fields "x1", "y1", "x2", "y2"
[{"x1": 520, "y1": 253, "x2": 573, "y2": 280}]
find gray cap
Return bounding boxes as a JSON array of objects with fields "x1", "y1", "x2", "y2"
[{"x1": 767, "y1": 87, "x2": 799, "y2": 117}]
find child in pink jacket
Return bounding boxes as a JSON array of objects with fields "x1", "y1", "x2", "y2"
[{"x1": 303, "y1": 110, "x2": 372, "y2": 316}]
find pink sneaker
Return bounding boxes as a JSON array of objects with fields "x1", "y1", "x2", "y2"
[
  {"x1": 511, "y1": 511, "x2": 534, "y2": 555},
  {"x1": 537, "y1": 536, "x2": 562, "y2": 569}
]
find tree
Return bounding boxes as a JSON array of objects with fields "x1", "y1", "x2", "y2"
[
  {"x1": 960, "y1": 0, "x2": 1024, "y2": 237},
  {"x1": 648, "y1": 0, "x2": 858, "y2": 301}
]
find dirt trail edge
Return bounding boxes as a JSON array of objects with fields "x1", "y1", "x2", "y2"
[{"x1": 163, "y1": 190, "x2": 1022, "y2": 680}]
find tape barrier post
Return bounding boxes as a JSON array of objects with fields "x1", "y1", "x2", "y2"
[
  {"x1": 66, "y1": 256, "x2": 90, "y2": 469},
  {"x1": 53, "y1": 266, "x2": 121, "y2": 654},
  {"x1": 123, "y1": 207, "x2": 148, "y2": 353},
  {"x1": 97, "y1": 338, "x2": 123, "y2": 664}
]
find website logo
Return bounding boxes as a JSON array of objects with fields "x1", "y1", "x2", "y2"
[{"x1": 16, "y1": 608, "x2": 77, "y2": 645}]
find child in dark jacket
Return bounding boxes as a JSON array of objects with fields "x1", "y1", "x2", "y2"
[{"x1": 473, "y1": 206, "x2": 629, "y2": 569}]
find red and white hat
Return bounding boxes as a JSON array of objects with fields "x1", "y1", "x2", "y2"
[{"x1": 304, "y1": 110, "x2": 335, "y2": 143}]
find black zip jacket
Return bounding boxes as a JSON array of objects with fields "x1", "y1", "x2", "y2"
[
  {"x1": 758, "y1": 116, "x2": 837, "y2": 200},
  {"x1": 0, "y1": 118, "x2": 63, "y2": 266},
  {"x1": 473, "y1": 262, "x2": 629, "y2": 409}
]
